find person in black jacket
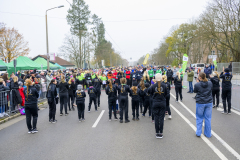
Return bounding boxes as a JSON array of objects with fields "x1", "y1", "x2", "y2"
[
  {"x1": 118, "y1": 78, "x2": 130, "y2": 123},
  {"x1": 88, "y1": 83, "x2": 97, "y2": 112},
  {"x1": 75, "y1": 85, "x2": 86, "y2": 122},
  {"x1": 93, "y1": 75, "x2": 102, "y2": 108},
  {"x1": 166, "y1": 67, "x2": 173, "y2": 85},
  {"x1": 24, "y1": 79, "x2": 39, "y2": 134},
  {"x1": 220, "y1": 68, "x2": 233, "y2": 114},
  {"x1": 106, "y1": 79, "x2": 118, "y2": 121},
  {"x1": 68, "y1": 78, "x2": 75, "y2": 111},
  {"x1": 18, "y1": 74, "x2": 25, "y2": 85},
  {"x1": 210, "y1": 71, "x2": 220, "y2": 109},
  {"x1": 162, "y1": 75, "x2": 172, "y2": 120},
  {"x1": 194, "y1": 72, "x2": 213, "y2": 138},
  {"x1": 174, "y1": 72, "x2": 183, "y2": 102},
  {"x1": 0, "y1": 79, "x2": 10, "y2": 117},
  {"x1": 59, "y1": 75, "x2": 69, "y2": 116},
  {"x1": 130, "y1": 82, "x2": 140, "y2": 121},
  {"x1": 140, "y1": 83, "x2": 151, "y2": 117},
  {"x1": 148, "y1": 73, "x2": 167, "y2": 139},
  {"x1": 46, "y1": 79, "x2": 58, "y2": 123},
  {"x1": 138, "y1": 78, "x2": 145, "y2": 113},
  {"x1": 11, "y1": 76, "x2": 20, "y2": 111}
]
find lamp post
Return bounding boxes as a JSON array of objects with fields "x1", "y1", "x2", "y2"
[{"x1": 46, "y1": 5, "x2": 64, "y2": 71}]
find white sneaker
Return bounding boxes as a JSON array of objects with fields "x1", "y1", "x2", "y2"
[
  {"x1": 0, "y1": 113, "x2": 3, "y2": 118},
  {"x1": 164, "y1": 117, "x2": 166, "y2": 121},
  {"x1": 168, "y1": 115, "x2": 172, "y2": 119},
  {"x1": 217, "y1": 108, "x2": 223, "y2": 111}
]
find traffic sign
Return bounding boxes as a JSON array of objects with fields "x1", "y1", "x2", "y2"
[{"x1": 208, "y1": 55, "x2": 217, "y2": 59}]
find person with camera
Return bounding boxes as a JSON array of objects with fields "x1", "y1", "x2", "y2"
[
  {"x1": 220, "y1": 67, "x2": 233, "y2": 114},
  {"x1": 187, "y1": 67, "x2": 194, "y2": 93},
  {"x1": 194, "y1": 72, "x2": 213, "y2": 138}
]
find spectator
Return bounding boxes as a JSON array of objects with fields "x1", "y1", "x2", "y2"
[
  {"x1": 204, "y1": 65, "x2": 212, "y2": 79},
  {"x1": 166, "y1": 66, "x2": 173, "y2": 85},
  {"x1": 18, "y1": 74, "x2": 25, "y2": 85},
  {"x1": 187, "y1": 67, "x2": 194, "y2": 93},
  {"x1": 11, "y1": 76, "x2": 21, "y2": 111},
  {"x1": 228, "y1": 62, "x2": 232, "y2": 73},
  {"x1": 0, "y1": 78, "x2": 10, "y2": 117},
  {"x1": 18, "y1": 81, "x2": 25, "y2": 108},
  {"x1": 194, "y1": 72, "x2": 212, "y2": 138}
]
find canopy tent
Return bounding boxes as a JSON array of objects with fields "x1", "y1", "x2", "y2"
[
  {"x1": 0, "y1": 60, "x2": 8, "y2": 71},
  {"x1": 6, "y1": 56, "x2": 46, "y2": 74},
  {"x1": 55, "y1": 63, "x2": 66, "y2": 69},
  {"x1": 33, "y1": 57, "x2": 59, "y2": 70}
]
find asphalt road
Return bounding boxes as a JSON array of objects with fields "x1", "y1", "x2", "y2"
[{"x1": 0, "y1": 85, "x2": 240, "y2": 160}]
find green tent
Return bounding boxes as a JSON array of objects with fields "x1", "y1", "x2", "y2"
[
  {"x1": 33, "y1": 57, "x2": 59, "y2": 70},
  {"x1": 6, "y1": 56, "x2": 45, "y2": 74},
  {"x1": 55, "y1": 63, "x2": 66, "y2": 69},
  {"x1": 0, "y1": 60, "x2": 8, "y2": 71}
]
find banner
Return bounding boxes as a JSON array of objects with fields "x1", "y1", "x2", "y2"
[
  {"x1": 143, "y1": 53, "x2": 150, "y2": 65},
  {"x1": 213, "y1": 58, "x2": 217, "y2": 68},
  {"x1": 182, "y1": 54, "x2": 188, "y2": 76}
]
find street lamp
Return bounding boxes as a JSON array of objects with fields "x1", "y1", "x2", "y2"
[{"x1": 46, "y1": 5, "x2": 64, "y2": 71}]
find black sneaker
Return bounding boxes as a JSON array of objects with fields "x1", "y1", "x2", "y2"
[
  {"x1": 28, "y1": 129, "x2": 33, "y2": 134},
  {"x1": 49, "y1": 120, "x2": 52, "y2": 123},
  {"x1": 132, "y1": 117, "x2": 135, "y2": 121},
  {"x1": 213, "y1": 105, "x2": 216, "y2": 108},
  {"x1": 120, "y1": 120, "x2": 123, "y2": 123},
  {"x1": 32, "y1": 128, "x2": 38, "y2": 133},
  {"x1": 136, "y1": 118, "x2": 139, "y2": 121},
  {"x1": 125, "y1": 119, "x2": 130, "y2": 123},
  {"x1": 222, "y1": 111, "x2": 227, "y2": 114},
  {"x1": 114, "y1": 117, "x2": 118, "y2": 121},
  {"x1": 159, "y1": 133, "x2": 163, "y2": 138},
  {"x1": 52, "y1": 120, "x2": 57, "y2": 123},
  {"x1": 142, "y1": 114, "x2": 145, "y2": 117},
  {"x1": 60, "y1": 113, "x2": 63, "y2": 116},
  {"x1": 228, "y1": 111, "x2": 231, "y2": 115}
]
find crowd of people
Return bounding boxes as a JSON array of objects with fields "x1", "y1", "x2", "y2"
[{"x1": 0, "y1": 64, "x2": 233, "y2": 139}]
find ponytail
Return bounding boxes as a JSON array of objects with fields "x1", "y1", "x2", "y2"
[
  {"x1": 47, "y1": 79, "x2": 56, "y2": 91},
  {"x1": 25, "y1": 79, "x2": 32, "y2": 101},
  {"x1": 157, "y1": 81, "x2": 162, "y2": 95},
  {"x1": 61, "y1": 75, "x2": 65, "y2": 83},
  {"x1": 109, "y1": 80, "x2": 113, "y2": 90},
  {"x1": 131, "y1": 86, "x2": 137, "y2": 94},
  {"x1": 140, "y1": 79, "x2": 145, "y2": 90}
]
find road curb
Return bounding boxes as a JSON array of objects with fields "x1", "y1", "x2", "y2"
[{"x1": 0, "y1": 101, "x2": 48, "y2": 125}]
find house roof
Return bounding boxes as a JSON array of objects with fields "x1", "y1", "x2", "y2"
[{"x1": 32, "y1": 55, "x2": 75, "y2": 67}]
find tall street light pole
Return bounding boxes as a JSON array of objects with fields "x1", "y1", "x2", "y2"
[{"x1": 46, "y1": 5, "x2": 64, "y2": 71}]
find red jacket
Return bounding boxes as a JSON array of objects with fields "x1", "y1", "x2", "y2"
[
  {"x1": 113, "y1": 72, "x2": 117, "y2": 79},
  {"x1": 126, "y1": 71, "x2": 131, "y2": 79},
  {"x1": 18, "y1": 87, "x2": 25, "y2": 106}
]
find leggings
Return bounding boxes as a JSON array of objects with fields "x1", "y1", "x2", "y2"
[
  {"x1": 175, "y1": 86, "x2": 182, "y2": 101},
  {"x1": 132, "y1": 99, "x2": 139, "y2": 118},
  {"x1": 60, "y1": 94, "x2": 68, "y2": 114},
  {"x1": 165, "y1": 95, "x2": 171, "y2": 116},
  {"x1": 68, "y1": 94, "x2": 74, "y2": 110},
  {"x1": 77, "y1": 102, "x2": 85, "y2": 119},
  {"x1": 25, "y1": 104, "x2": 38, "y2": 130}
]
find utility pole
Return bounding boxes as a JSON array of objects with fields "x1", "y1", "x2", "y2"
[{"x1": 84, "y1": 39, "x2": 86, "y2": 69}]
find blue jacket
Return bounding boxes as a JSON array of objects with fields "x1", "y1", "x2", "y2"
[
  {"x1": 204, "y1": 67, "x2": 212, "y2": 75},
  {"x1": 136, "y1": 71, "x2": 142, "y2": 80}
]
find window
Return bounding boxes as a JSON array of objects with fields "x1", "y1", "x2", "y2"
[
  {"x1": 211, "y1": 50, "x2": 215, "y2": 55},
  {"x1": 197, "y1": 64, "x2": 205, "y2": 67}
]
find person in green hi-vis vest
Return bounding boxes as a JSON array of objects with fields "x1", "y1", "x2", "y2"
[
  {"x1": 81, "y1": 71, "x2": 86, "y2": 89},
  {"x1": 148, "y1": 67, "x2": 154, "y2": 82},
  {"x1": 101, "y1": 74, "x2": 107, "y2": 90},
  {"x1": 179, "y1": 65, "x2": 183, "y2": 78},
  {"x1": 156, "y1": 67, "x2": 162, "y2": 75}
]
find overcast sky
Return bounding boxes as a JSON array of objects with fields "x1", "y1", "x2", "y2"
[{"x1": 0, "y1": 0, "x2": 209, "y2": 62}]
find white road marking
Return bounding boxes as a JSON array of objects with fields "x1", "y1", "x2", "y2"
[
  {"x1": 219, "y1": 103, "x2": 240, "y2": 116},
  {"x1": 170, "y1": 104, "x2": 227, "y2": 160},
  {"x1": 92, "y1": 110, "x2": 105, "y2": 128},
  {"x1": 170, "y1": 93, "x2": 240, "y2": 160}
]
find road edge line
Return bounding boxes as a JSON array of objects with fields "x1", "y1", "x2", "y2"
[{"x1": 92, "y1": 110, "x2": 105, "y2": 128}]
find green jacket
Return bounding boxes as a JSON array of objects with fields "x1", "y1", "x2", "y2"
[
  {"x1": 187, "y1": 71, "x2": 194, "y2": 81},
  {"x1": 148, "y1": 70, "x2": 154, "y2": 77}
]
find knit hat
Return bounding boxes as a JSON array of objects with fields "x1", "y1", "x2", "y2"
[
  {"x1": 224, "y1": 68, "x2": 230, "y2": 73},
  {"x1": 155, "y1": 73, "x2": 162, "y2": 82},
  {"x1": 133, "y1": 81, "x2": 138, "y2": 87},
  {"x1": 77, "y1": 84, "x2": 83, "y2": 90}
]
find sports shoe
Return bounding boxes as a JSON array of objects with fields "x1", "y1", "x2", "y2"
[
  {"x1": 88, "y1": 110, "x2": 90, "y2": 113},
  {"x1": 168, "y1": 115, "x2": 172, "y2": 119},
  {"x1": 79, "y1": 119, "x2": 82, "y2": 122},
  {"x1": 95, "y1": 109, "x2": 98, "y2": 111},
  {"x1": 159, "y1": 133, "x2": 163, "y2": 138},
  {"x1": 156, "y1": 133, "x2": 163, "y2": 139},
  {"x1": 49, "y1": 120, "x2": 52, "y2": 123},
  {"x1": 52, "y1": 120, "x2": 57, "y2": 123},
  {"x1": 142, "y1": 114, "x2": 145, "y2": 117},
  {"x1": 65, "y1": 113, "x2": 68, "y2": 116},
  {"x1": 28, "y1": 129, "x2": 33, "y2": 134},
  {"x1": 228, "y1": 111, "x2": 231, "y2": 115},
  {"x1": 222, "y1": 111, "x2": 227, "y2": 114},
  {"x1": 69, "y1": 109, "x2": 71, "y2": 111},
  {"x1": 164, "y1": 117, "x2": 166, "y2": 120},
  {"x1": 60, "y1": 114, "x2": 63, "y2": 116},
  {"x1": 176, "y1": 100, "x2": 179, "y2": 102},
  {"x1": 82, "y1": 118, "x2": 85, "y2": 122},
  {"x1": 132, "y1": 117, "x2": 135, "y2": 121},
  {"x1": 109, "y1": 119, "x2": 111, "y2": 122},
  {"x1": 32, "y1": 129, "x2": 38, "y2": 133},
  {"x1": 213, "y1": 105, "x2": 216, "y2": 108},
  {"x1": 217, "y1": 107, "x2": 222, "y2": 111},
  {"x1": 125, "y1": 119, "x2": 130, "y2": 123},
  {"x1": 120, "y1": 120, "x2": 123, "y2": 123},
  {"x1": 114, "y1": 117, "x2": 118, "y2": 121},
  {"x1": 136, "y1": 118, "x2": 139, "y2": 121}
]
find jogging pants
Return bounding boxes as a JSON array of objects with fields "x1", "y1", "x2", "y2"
[
  {"x1": 88, "y1": 97, "x2": 97, "y2": 111},
  {"x1": 108, "y1": 98, "x2": 117, "y2": 119},
  {"x1": 212, "y1": 90, "x2": 219, "y2": 107},
  {"x1": 222, "y1": 89, "x2": 231, "y2": 112},
  {"x1": 152, "y1": 103, "x2": 166, "y2": 133},
  {"x1": 175, "y1": 86, "x2": 182, "y2": 101},
  {"x1": 60, "y1": 94, "x2": 68, "y2": 114},
  {"x1": 139, "y1": 97, "x2": 143, "y2": 113},
  {"x1": 48, "y1": 100, "x2": 56, "y2": 121},
  {"x1": 119, "y1": 96, "x2": 128, "y2": 120},
  {"x1": 77, "y1": 102, "x2": 85, "y2": 119},
  {"x1": 143, "y1": 99, "x2": 150, "y2": 116},
  {"x1": 165, "y1": 94, "x2": 171, "y2": 116},
  {"x1": 68, "y1": 94, "x2": 74, "y2": 110},
  {"x1": 96, "y1": 90, "x2": 101, "y2": 107},
  {"x1": 132, "y1": 99, "x2": 139, "y2": 118},
  {"x1": 25, "y1": 104, "x2": 38, "y2": 130}
]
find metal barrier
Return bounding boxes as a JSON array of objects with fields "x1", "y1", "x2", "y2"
[
  {"x1": 217, "y1": 63, "x2": 229, "y2": 73},
  {"x1": 0, "y1": 90, "x2": 10, "y2": 117}
]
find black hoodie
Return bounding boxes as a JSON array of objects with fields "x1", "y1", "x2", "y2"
[
  {"x1": 194, "y1": 81, "x2": 213, "y2": 104},
  {"x1": 210, "y1": 76, "x2": 220, "y2": 91},
  {"x1": 75, "y1": 90, "x2": 86, "y2": 103},
  {"x1": 117, "y1": 84, "x2": 130, "y2": 97},
  {"x1": 105, "y1": 85, "x2": 117, "y2": 100},
  {"x1": 24, "y1": 86, "x2": 39, "y2": 105},
  {"x1": 46, "y1": 83, "x2": 57, "y2": 102},
  {"x1": 130, "y1": 88, "x2": 140, "y2": 101},
  {"x1": 148, "y1": 82, "x2": 167, "y2": 103},
  {"x1": 220, "y1": 72, "x2": 232, "y2": 90}
]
